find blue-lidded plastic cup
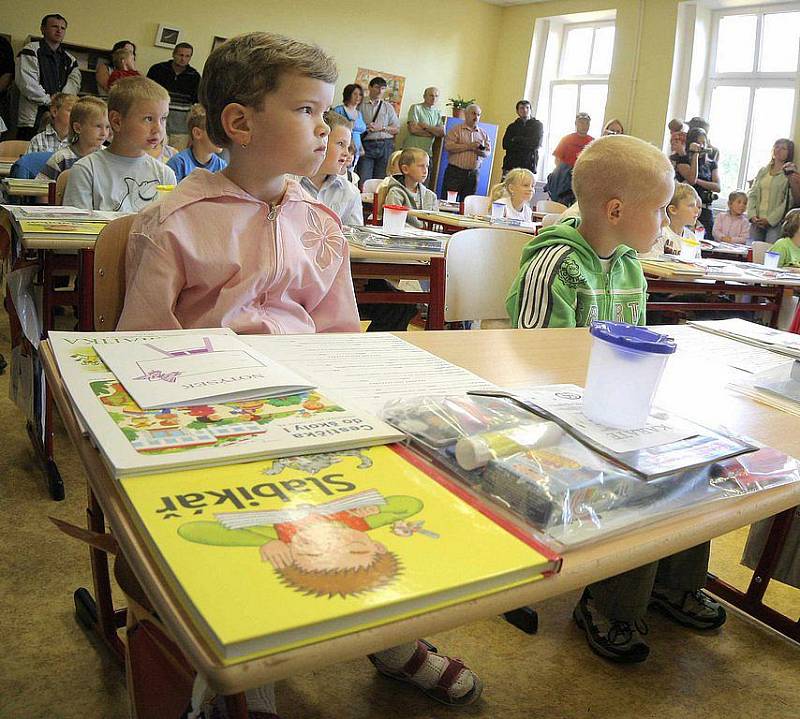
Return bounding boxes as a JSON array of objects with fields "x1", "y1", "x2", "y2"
[{"x1": 582, "y1": 321, "x2": 677, "y2": 429}]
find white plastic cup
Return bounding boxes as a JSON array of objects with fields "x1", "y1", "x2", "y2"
[
  {"x1": 679, "y1": 241, "x2": 699, "y2": 261},
  {"x1": 382, "y1": 204, "x2": 409, "y2": 233},
  {"x1": 582, "y1": 321, "x2": 677, "y2": 429},
  {"x1": 447, "y1": 190, "x2": 458, "y2": 203},
  {"x1": 491, "y1": 202, "x2": 506, "y2": 220},
  {"x1": 764, "y1": 251, "x2": 780, "y2": 269}
]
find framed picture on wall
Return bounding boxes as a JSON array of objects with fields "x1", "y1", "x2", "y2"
[
  {"x1": 354, "y1": 68, "x2": 406, "y2": 116},
  {"x1": 155, "y1": 25, "x2": 181, "y2": 49},
  {"x1": 212, "y1": 36, "x2": 228, "y2": 51}
]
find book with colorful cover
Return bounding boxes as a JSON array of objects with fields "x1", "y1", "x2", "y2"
[
  {"x1": 119, "y1": 444, "x2": 560, "y2": 662},
  {"x1": 94, "y1": 333, "x2": 314, "y2": 409},
  {"x1": 49, "y1": 330, "x2": 404, "y2": 477}
]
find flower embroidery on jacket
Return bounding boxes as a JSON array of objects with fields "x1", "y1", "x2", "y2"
[{"x1": 300, "y1": 207, "x2": 343, "y2": 270}]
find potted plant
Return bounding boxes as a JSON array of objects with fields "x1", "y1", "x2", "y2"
[{"x1": 447, "y1": 96, "x2": 475, "y2": 120}]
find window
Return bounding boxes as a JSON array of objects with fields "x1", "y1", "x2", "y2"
[
  {"x1": 538, "y1": 21, "x2": 615, "y2": 178},
  {"x1": 704, "y1": 6, "x2": 800, "y2": 199}
]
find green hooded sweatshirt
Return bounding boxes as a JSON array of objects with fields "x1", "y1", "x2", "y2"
[{"x1": 506, "y1": 217, "x2": 647, "y2": 328}]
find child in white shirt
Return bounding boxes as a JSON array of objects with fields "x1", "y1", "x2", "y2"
[
  {"x1": 641, "y1": 182, "x2": 701, "y2": 258},
  {"x1": 490, "y1": 168, "x2": 535, "y2": 221}
]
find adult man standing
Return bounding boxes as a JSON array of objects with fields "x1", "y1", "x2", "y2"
[
  {"x1": 147, "y1": 43, "x2": 200, "y2": 142},
  {"x1": 356, "y1": 76, "x2": 400, "y2": 183},
  {"x1": 404, "y1": 86, "x2": 444, "y2": 156},
  {"x1": 553, "y1": 112, "x2": 593, "y2": 168},
  {"x1": 15, "y1": 14, "x2": 81, "y2": 140},
  {"x1": 442, "y1": 103, "x2": 491, "y2": 202},
  {"x1": 502, "y1": 100, "x2": 542, "y2": 176}
]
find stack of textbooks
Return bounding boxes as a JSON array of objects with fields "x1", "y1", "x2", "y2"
[
  {"x1": 49, "y1": 328, "x2": 560, "y2": 662},
  {"x1": 345, "y1": 226, "x2": 447, "y2": 254},
  {"x1": 1, "y1": 204, "x2": 129, "y2": 249}
]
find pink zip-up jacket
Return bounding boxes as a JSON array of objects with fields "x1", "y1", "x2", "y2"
[{"x1": 117, "y1": 170, "x2": 361, "y2": 334}]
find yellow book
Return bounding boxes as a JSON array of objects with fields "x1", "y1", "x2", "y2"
[{"x1": 120, "y1": 444, "x2": 559, "y2": 663}]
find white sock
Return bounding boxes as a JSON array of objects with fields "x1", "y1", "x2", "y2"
[
  {"x1": 244, "y1": 682, "x2": 277, "y2": 714},
  {"x1": 373, "y1": 641, "x2": 475, "y2": 699}
]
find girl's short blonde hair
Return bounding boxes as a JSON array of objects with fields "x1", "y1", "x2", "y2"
[
  {"x1": 490, "y1": 168, "x2": 534, "y2": 202},
  {"x1": 68, "y1": 96, "x2": 107, "y2": 143},
  {"x1": 782, "y1": 208, "x2": 800, "y2": 239},
  {"x1": 200, "y1": 32, "x2": 338, "y2": 148}
]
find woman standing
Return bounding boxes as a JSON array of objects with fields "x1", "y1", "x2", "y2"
[
  {"x1": 747, "y1": 138, "x2": 795, "y2": 244},
  {"x1": 333, "y1": 84, "x2": 367, "y2": 165},
  {"x1": 674, "y1": 127, "x2": 720, "y2": 237}
]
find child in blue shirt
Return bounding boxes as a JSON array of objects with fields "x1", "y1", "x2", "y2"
[{"x1": 167, "y1": 103, "x2": 227, "y2": 182}]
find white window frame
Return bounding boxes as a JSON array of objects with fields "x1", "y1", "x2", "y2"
[
  {"x1": 703, "y1": 3, "x2": 800, "y2": 193},
  {"x1": 539, "y1": 20, "x2": 615, "y2": 178}
]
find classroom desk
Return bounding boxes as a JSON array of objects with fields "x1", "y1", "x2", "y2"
[
  {"x1": 1, "y1": 177, "x2": 53, "y2": 200},
  {"x1": 409, "y1": 209, "x2": 540, "y2": 234},
  {"x1": 40, "y1": 328, "x2": 800, "y2": 705}
]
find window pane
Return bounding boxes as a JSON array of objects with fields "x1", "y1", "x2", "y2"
[
  {"x1": 746, "y1": 87, "x2": 795, "y2": 183},
  {"x1": 760, "y1": 12, "x2": 800, "y2": 72},
  {"x1": 707, "y1": 86, "x2": 751, "y2": 196},
  {"x1": 544, "y1": 84, "x2": 578, "y2": 176},
  {"x1": 561, "y1": 27, "x2": 593, "y2": 75},
  {"x1": 590, "y1": 26, "x2": 615, "y2": 74},
  {"x1": 578, "y1": 84, "x2": 609, "y2": 138},
  {"x1": 715, "y1": 15, "x2": 757, "y2": 72}
]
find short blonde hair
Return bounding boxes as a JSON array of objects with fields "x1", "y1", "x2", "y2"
[
  {"x1": 668, "y1": 182, "x2": 700, "y2": 218},
  {"x1": 572, "y1": 135, "x2": 674, "y2": 213},
  {"x1": 491, "y1": 167, "x2": 534, "y2": 201},
  {"x1": 387, "y1": 150, "x2": 403, "y2": 176},
  {"x1": 108, "y1": 76, "x2": 169, "y2": 118},
  {"x1": 200, "y1": 32, "x2": 338, "y2": 147},
  {"x1": 323, "y1": 109, "x2": 351, "y2": 131},
  {"x1": 69, "y1": 96, "x2": 107, "y2": 143},
  {"x1": 728, "y1": 190, "x2": 747, "y2": 205},
  {"x1": 782, "y1": 208, "x2": 800, "y2": 239},
  {"x1": 187, "y1": 103, "x2": 207, "y2": 134},
  {"x1": 112, "y1": 47, "x2": 133, "y2": 69},
  {"x1": 398, "y1": 147, "x2": 427, "y2": 172}
]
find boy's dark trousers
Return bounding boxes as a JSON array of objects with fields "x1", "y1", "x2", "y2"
[
  {"x1": 588, "y1": 542, "x2": 711, "y2": 620},
  {"x1": 442, "y1": 164, "x2": 478, "y2": 202}
]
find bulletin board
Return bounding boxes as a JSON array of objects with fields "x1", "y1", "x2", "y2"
[{"x1": 354, "y1": 68, "x2": 406, "y2": 115}]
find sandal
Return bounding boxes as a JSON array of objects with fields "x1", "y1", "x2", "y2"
[{"x1": 369, "y1": 640, "x2": 483, "y2": 706}]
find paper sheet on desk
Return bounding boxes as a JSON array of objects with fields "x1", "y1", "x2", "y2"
[
  {"x1": 515, "y1": 384, "x2": 695, "y2": 453},
  {"x1": 242, "y1": 333, "x2": 496, "y2": 415}
]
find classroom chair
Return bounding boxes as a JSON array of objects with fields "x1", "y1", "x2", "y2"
[
  {"x1": 54, "y1": 169, "x2": 70, "y2": 206},
  {"x1": 93, "y1": 214, "x2": 135, "y2": 328},
  {"x1": 462, "y1": 195, "x2": 490, "y2": 216},
  {"x1": 10, "y1": 151, "x2": 52, "y2": 179},
  {"x1": 536, "y1": 199, "x2": 567, "y2": 214},
  {"x1": 751, "y1": 241, "x2": 773, "y2": 265},
  {"x1": 0, "y1": 139, "x2": 30, "y2": 158},
  {"x1": 362, "y1": 178, "x2": 383, "y2": 195},
  {"x1": 443, "y1": 228, "x2": 531, "y2": 324}
]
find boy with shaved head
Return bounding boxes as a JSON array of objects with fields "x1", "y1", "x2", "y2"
[
  {"x1": 507, "y1": 134, "x2": 673, "y2": 328},
  {"x1": 507, "y1": 135, "x2": 727, "y2": 664}
]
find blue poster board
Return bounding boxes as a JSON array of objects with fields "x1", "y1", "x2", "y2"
[{"x1": 434, "y1": 117, "x2": 498, "y2": 199}]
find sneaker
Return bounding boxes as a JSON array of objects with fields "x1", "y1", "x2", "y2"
[
  {"x1": 572, "y1": 590, "x2": 650, "y2": 663},
  {"x1": 649, "y1": 588, "x2": 727, "y2": 630}
]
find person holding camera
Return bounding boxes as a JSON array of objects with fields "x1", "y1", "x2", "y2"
[
  {"x1": 747, "y1": 138, "x2": 795, "y2": 244},
  {"x1": 442, "y1": 103, "x2": 491, "y2": 202},
  {"x1": 674, "y1": 126, "x2": 720, "y2": 237}
]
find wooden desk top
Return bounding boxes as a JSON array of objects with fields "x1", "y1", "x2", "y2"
[
  {"x1": 40, "y1": 328, "x2": 800, "y2": 693},
  {"x1": 409, "y1": 209, "x2": 540, "y2": 234}
]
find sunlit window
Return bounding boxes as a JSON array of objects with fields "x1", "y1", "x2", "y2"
[{"x1": 705, "y1": 7, "x2": 799, "y2": 198}]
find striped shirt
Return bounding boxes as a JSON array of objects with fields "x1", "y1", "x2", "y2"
[
  {"x1": 517, "y1": 245, "x2": 573, "y2": 328},
  {"x1": 36, "y1": 144, "x2": 80, "y2": 181},
  {"x1": 27, "y1": 126, "x2": 70, "y2": 154},
  {"x1": 444, "y1": 123, "x2": 490, "y2": 171},
  {"x1": 358, "y1": 98, "x2": 400, "y2": 141}
]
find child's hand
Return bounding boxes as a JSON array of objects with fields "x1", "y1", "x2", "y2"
[
  {"x1": 783, "y1": 162, "x2": 797, "y2": 175},
  {"x1": 722, "y1": 235, "x2": 732, "y2": 242},
  {"x1": 260, "y1": 540, "x2": 293, "y2": 568},
  {"x1": 688, "y1": 142, "x2": 702, "y2": 153}
]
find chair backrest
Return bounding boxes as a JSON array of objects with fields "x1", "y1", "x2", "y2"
[
  {"x1": 463, "y1": 195, "x2": 490, "y2": 216},
  {"x1": 444, "y1": 228, "x2": 532, "y2": 322},
  {"x1": 751, "y1": 241, "x2": 773, "y2": 265},
  {"x1": 10, "y1": 151, "x2": 52, "y2": 179},
  {"x1": 94, "y1": 214, "x2": 136, "y2": 330},
  {"x1": 362, "y1": 178, "x2": 383, "y2": 195},
  {"x1": 0, "y1": 140, "x2": 30, "y2": 159},
  {"x1": 55, "y1": 169, "x2": 70, "y2": 205},
  {"x1": 536, "y1": 199, "x2": 568, "y2": 213},
  {"x1": 541, "y1": 213, "x2": 561, "y2": 228}
]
